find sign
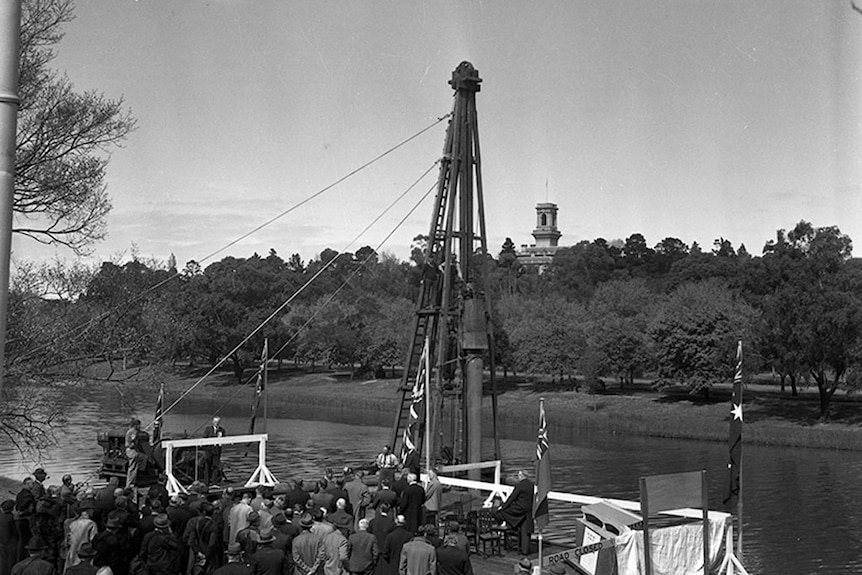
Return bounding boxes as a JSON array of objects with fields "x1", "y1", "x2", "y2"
[{"x1": 537, "y1": 537, "x2": 613, "y2": 567}]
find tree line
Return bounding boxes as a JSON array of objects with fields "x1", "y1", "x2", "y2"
[
  {"x1": 3, "y1": 1, "x2": 861, "y2": 430},
  {"x1": 6, "y1": 220, "x2": 862, "y2": 422}
]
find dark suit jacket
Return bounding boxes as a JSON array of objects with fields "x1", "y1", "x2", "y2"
[
  {"x1": 398, "y1": 485, "x2": 425, "y2": 535},
  {"x1": 380, "y1": 527, "x2": 412, "y2": 575},
  {"x1": 370, "y1": 490, "x2": 398, "y2": 513},
  {"x1": 0, "y1": 511, "x2": 19, "y2": 575},
  {"x1": 368, "y1": 515, "x2": 394, "y2": 549},
  {"x1": 10, "y1": 556, "x2": 53, "y2": 575},
  {"x1": 346, "y1": 531, "x2": 378, "y2": 573},
  {"x1": 498, "y1": 479, "x2": 534, "y2": 532},
  {"x1": 250, "y1": 545, "x2": 287, "y2": 575},
  {"x1": 435, "y1": 546, "x2": 472, "y2": 575}
]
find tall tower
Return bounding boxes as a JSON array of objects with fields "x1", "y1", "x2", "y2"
[
  {"x1": 532, "y1": 202, "x2": 561, "y2": 248},
  {"x1": 390, "y1": 62, "x2": 500, "y2": 477}
]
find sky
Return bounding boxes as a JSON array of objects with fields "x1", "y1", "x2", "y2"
[{"x1": 10, "y1": 0, "x2": 862, "y2": 270}]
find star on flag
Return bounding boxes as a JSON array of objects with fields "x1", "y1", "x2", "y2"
[{"x1": 731, "y1": 402, "x2": 743, "y2": 422}]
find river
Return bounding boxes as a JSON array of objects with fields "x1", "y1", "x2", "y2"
[{"x1": 1, "y1": 384, "x2": 860, "y2": 574}]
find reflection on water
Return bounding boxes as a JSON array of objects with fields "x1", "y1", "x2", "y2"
[{"x1": 1, "y1": 383, "x2": 861, "y2": 574}]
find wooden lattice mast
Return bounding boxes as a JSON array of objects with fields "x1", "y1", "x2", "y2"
[{"x1": 391, "y1": 62, "x2": 499, "y2": 473}]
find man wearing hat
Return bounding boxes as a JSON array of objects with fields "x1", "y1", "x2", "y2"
[
  {"x1": 236, "y1": 512, "x2": 261, "y2": 564},
  {"x1": 248, "y1": 529, "x2": 285, "y2": 575},
  {"x1": 11, "y1": 537, "x2": 52, "y2": 575},
  {"x1": 213, "y1": 544, "x2": 248, "y2": 575},
  {"x1": 292, "y1": 515, "x2": 324, "y2": 575},
  {"x1": 30, "y1": 471, "x2": 47, "y2": 501},
  {"x1": 66, "y1": 502, "x2": 97, "y2": 569},
  {"x1": 92, "y1": 514, "x2": 123, "y2": 575},
  {"x1": 125, "y1": 419, "x2": 145, "y2": 489},
  {"x1": 65, "y1": 543, "x2": 97, "y2": 575},
  {"x1": 514, "y1": 557, "x2": 533, "y2": 575},
  {"x1": 139, "y1": 514, "x2": 182, "y2": 575}
]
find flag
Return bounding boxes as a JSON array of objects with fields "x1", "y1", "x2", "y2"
[
  {"x1": 723, "y1": 340, "x2": 743, "y2": 507},
  {"x1": 249, "y1": 340, "x2": 268, "y2": 435},
  {"x1": 401, "y1": 337, "x2": 429, "y2": 460},
  {"x1": 152, "y1": 382, "x2": 164, "y2": 445},
  {"x1": 533, "y1": 397, "x2": 551, "y2": 531}
]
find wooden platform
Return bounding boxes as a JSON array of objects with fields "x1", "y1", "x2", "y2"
[{"x1": 441, "y1": 490, "x2": 585, "y2": 574}]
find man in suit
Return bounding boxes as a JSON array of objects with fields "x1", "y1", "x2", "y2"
[
  {"x1": 1, "y1": 500, "x2": 20, "y2": 575},
  {"x1": 397, "y1": 526, "x2": 435, "y2": 575},
  {"x1": 496, "y1": 470, "x2": 534, "y2": 555},
  {"x1": 397, "y1": 477, "x2": 424, "y2": 536},
  {"x1": 343, "y1": 472, "x2": 369, "y2": 532},
  {"x1": 65, "y1": 543, "x2": 97, "y2": 575},
  {"x1": 203, "y1": 418, "x2": 227, "y2": 486},
  {"x1": 213, "y1": 543, "x2": 249, "y2": 575},
  {"x1": 321, "y1": 526, "x2": 348, "y2": 575},
  {"x1": 380, "y1": 517, "x2": 411, "y2": 575},
  {"x1": 346, "y1": 520, "x2": 377, "y2": 575},
  {"x1": 435, "y1": 536, "x2": 472, "y2": 575},
  {"x1": 367, "y1": 504, "x2": 394, "y2": 561},
  {"x1": 249, "y1": 530, "x2": 286, "y2": 575},
  {"x1": 327, "y1": 500, "x2": 353, "y2": 536}
]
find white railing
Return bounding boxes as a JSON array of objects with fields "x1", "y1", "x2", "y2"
[{"x1": 161, "y1": 433, "x2": 277, "y2": 495}]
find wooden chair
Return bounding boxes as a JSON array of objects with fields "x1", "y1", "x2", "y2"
[
  {"x1": 464, "y1": 510, "x2": 478, "y2": 551},
  {"x1": 475, "y1": 509, "x2": 503, "y2": 558},
  {"x1": 639, "y1": 470, "x2": 710, "y2": 575}
]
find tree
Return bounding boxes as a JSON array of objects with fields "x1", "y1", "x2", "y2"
[
  {"x1": 502, "y1": 294, "x2": 586, "y2": 383},
  {"x1": 650, "y1": 280, "x2": 757, "y2": 394},
  {"x1": 15, "y1": 0, "x2": 136, "y2": 254},
  {"x1": 584, "y1": 279, "x2": 655, "y2": 390},
  {"x1": 547, "y1": 240, "x2": 617, "y2": 301}
]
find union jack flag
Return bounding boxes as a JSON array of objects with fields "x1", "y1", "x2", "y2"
[
  {"x1": 152, "y1": 382, "x2": 164, "y2": 445},
  {"x1": 249, "y1": 339, "x2": 268, "y2": 435},
  {"x1": 533, "y1": 398, "x2": 551, "y2": 530},
  {"x1": 402, "y1": 337, "x2": 429, "y2": 459}
]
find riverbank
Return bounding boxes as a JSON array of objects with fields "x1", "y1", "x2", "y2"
[{"x1": 146, "y1": 365, "x2": 862, "y2": 451}]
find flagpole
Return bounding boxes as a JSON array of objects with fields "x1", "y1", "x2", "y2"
[
  {"x1": 537, "y1": 397, "x2": 544, "y2": 571},
  {"x1": 424, "y1": 338, "x2": 431, "y2": 474},
  {"x1": 263, "y1": 338, "x2": 268, "y2": 433},
  {"x1": 537, "y1": 532, "x2": 543, "y2": 574},
  {"x1": 738, "y1": 379, "x2": 744, "y2": 561}
]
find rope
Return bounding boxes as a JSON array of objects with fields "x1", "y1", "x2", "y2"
[
  {"x1": 270, "y1": 173, "x2": 438, "y2": 361},
  {"x1": 149, "y1": 159, "x2": 440, "y2": 428},
  {"x1": 183, "y1": 163, "x2": 438, "y2": 435},
  {"x1": 10, "y1": 113, "x2": 451, "y2": 366}
]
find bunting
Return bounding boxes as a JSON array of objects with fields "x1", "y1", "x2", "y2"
[
  {"x1": 401, "y1": 337, "x2": 429, "y2": 460},
  {"x1": 249, "y1": 340, "x2": 268, "y2": 435},
  {"x1": 152, "y1": 382, "x2": 164, "y2": 445},
  {"x1": 533, "y1": 397, "x2": 551, "y2": 531},
  {"x1": 723, "y1": 340, "x2": 743, "y2": 507}
]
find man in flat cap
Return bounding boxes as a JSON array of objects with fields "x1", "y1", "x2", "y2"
[{"x1": 11, "y1": 537, "x2": 53, "y2": 575}]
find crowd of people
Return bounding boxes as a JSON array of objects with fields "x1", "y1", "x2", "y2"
[{"x1": 0, "y1": 444, "x2": 556, "y2": 575}]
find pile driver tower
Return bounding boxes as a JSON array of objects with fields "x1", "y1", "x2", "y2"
[{"x1": 390, "y1": 62, "x2": 500, "y2": 475}]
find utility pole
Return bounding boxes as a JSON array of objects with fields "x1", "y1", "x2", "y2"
[{"x1": 0, "y1": 0, "x2": 21, "y2": 398}]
